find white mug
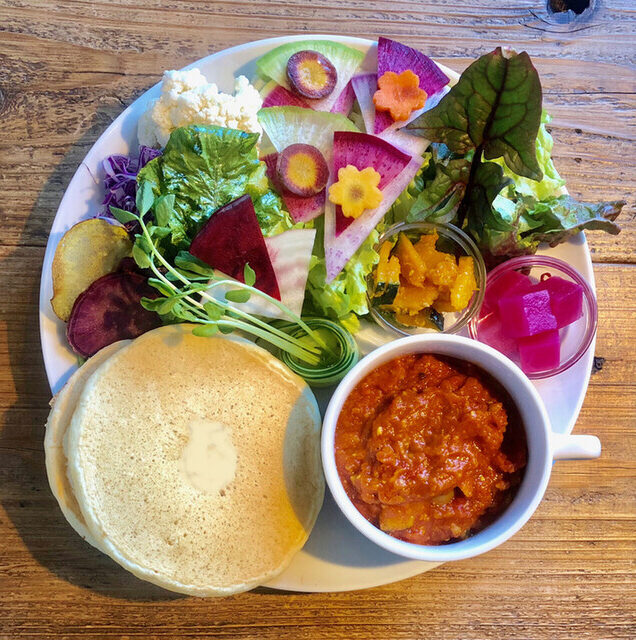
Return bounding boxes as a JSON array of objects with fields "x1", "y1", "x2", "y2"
[{"x1": 321, "y1": 334, "x2": 600, "y2": 562}]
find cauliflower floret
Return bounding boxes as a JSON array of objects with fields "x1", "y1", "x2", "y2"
[{"x1": 137, "y1": 69, "x2": 263, "y2": 148}]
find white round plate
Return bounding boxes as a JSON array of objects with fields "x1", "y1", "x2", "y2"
[{"x1": 39, "y1": 35, "x2": 595, "y2": 593}]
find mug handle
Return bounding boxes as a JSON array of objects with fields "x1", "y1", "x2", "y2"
[{"x1": 551, "y1": 432, "x2": 601, "y2": 461}]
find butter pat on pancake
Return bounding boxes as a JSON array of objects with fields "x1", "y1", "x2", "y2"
[
  {"x1": 44, "y1": 340, "x2": 131, "y2": 550},
  {"x1": 65, "y1": 325, "x2": 324, "y2": 597}
]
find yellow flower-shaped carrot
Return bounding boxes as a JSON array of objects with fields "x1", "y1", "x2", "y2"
[
  {"x1": 328, "y1": 165, "x2": 383, "y2": 219},
  {"x1": 373, "y1": 70, "x2": 427, "y2": 122}
]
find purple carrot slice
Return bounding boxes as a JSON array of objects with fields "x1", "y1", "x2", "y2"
[
  {"x1": 262, "y1": 153, "x2": 325, "y2": 223},
  {"x1": 276, "y1": 143, "x2": 329, "y2": 196},
  {"x1": 189, "y1": 194, "x2": 281, "y2": 300},
  {"x1": 287, "y1": 50, "x2": 338, "y2": 99},
  {"x1": 67, "y1": 270, "x2": 162, "y2": 358}
]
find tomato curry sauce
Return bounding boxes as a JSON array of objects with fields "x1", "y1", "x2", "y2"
[{"x1": 334, "y1": 354, "x2": 527, "y2": 545}]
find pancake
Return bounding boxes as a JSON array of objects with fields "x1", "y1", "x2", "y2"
[
  {"x1": 65, "y1": 325, "x2": 324, "y2": 596},
  {"x1": 44, "y1": 340, "x2": 131, "y2": 550}
]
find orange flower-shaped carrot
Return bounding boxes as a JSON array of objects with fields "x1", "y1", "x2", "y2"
[{"x1": 373, "y1": 70, "x2": 427, "y2": 122}]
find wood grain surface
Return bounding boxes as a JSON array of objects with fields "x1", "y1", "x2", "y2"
[{"x1": 0, "y1": 1, "x2": 634, "y2": 639}]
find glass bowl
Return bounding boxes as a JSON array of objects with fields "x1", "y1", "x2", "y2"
[
  {"x1": 468, "y1": 255, "x2": 598, "y2": 379},
  {"x1": 366, "y1": 221, "x2": 486, "y2": 336}
]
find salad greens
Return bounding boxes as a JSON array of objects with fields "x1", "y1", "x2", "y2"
[
  {"x1": 137, "y1": 125, "x2": 292, "y2": 256},
  {"x1": 112, "y1": 182, "x2": 326, "y2": 365},
  {"x1": 304, "y1": 216, "x2": 379, "y2": 333},
  {"x1": 404, "y1": 48, "x2": 623, "y2": 263}
]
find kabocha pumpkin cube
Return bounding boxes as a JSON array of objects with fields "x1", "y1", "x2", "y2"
[
  {"x1": 395, "y1": 233, "x2": 427, "y2": 286},
  {"x1": 518, "y1": 330, "x2": 561, "y2": 373},
  {"x1": 433, "y1": 289, "x2": 456, "y2": 313},
  {"x1": 428, "y1": 253, "x2": 458, "y2": 288},
  {"x1": 498, "y1": 289, "x2": 557, "y2": 339},
  {"x1": 391, "y1": 283, "x2": 438, "y2": 314},
  {"x1": 395, "y1": 308, "x2": 444, "y2": 331},
  {"x1": 449, "y1": 257, "x2": 477, "y2": 311},
  {"x1": 373, "y1": 240, "x2": 401, "y2": 305},
  {"x1": 414, "y1": 232, "x2": 441, "y2": 270}
]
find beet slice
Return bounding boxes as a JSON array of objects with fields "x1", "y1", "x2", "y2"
[
  {"x1": 67, "y1": 270, "x2": 162, "y2": 358},
  {"x1": 189, "y1": 194, "x2": 281, "y2": 300},
  {"x1": 331, "y1": 131, "x2": 412, "y2": 235},
  {"x1": 262, "y1": 153, "x2": 325, "y2": 223}
]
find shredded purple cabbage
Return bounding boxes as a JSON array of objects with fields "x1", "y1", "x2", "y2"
[{"x1": 101, "y1": 145, "x2": 161, "y2": 216}]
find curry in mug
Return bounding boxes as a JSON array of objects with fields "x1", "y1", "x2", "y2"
[{"x1": 334, "y1": 354, "x2": 527, "y2": 545}]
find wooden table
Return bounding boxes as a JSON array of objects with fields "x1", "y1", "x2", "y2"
[{"x1": 1, "y1": 1, "x2": 634, "y2": 638}]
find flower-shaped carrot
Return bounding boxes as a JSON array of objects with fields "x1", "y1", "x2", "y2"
[
  {"x1": 373, "y1": 70, "x2": 427, "y2": 122},
  {"x1": 328, "y1": 165, "x2": 383, "y2": 219}
]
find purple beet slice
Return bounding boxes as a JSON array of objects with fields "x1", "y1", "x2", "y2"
[
  {"x1": 262, "y1": 153, "x2": 325, "y2": 223},
  {"x1": 331, "y1": 131, "x2": 412, "y2": 235},
  {"x1": 67, "y1": 270, "x2": 162, "y2": 358},
  {"x1": 276, "y1": 143, "x2": 329, "y2": 196},
  {"x1": 287, "y1": 50, "x2": 338, "y2": 99},
  {"x1": 189, "y1": 194, "x2": 281, "y2": 300}
]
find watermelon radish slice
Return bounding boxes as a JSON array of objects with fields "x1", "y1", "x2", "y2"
[
  {"x1": 324, "y1": 150, "x2": 424, "y2": 281},
  {"x1": 261, "y1": 80, "x2": 310, "y2": 109},
  {"x1": 351, "y1": 74, "x2": 429, "y2": 156},
  {"x1": 330, "y1": 80, "x2": 355, "y2": 115},
  {"x1": 375, "y1": 37, "x2": 449, "y2": 133},
  {"x1": 262, "y1": 152, "x2": 325, "y2": 223},
  {"x1": 207, "y1": 229, "x2": 316, "y2": 319},
  {"x1": 331, "y1": 131, "x2": 413, "y2": 236},
  {"x1": 189, "y1": 194, "x2": 281, "y2": 300},
  {"x1": 256, "y1": 40, "x2": 365, "y2": 112},
  {"x1": 258, "y1": 106, "x2": 358, "y2": 167}
]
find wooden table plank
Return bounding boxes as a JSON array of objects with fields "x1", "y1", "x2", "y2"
[{"x1": 0, "y1": 2, "x2": 634, "y2": 638}]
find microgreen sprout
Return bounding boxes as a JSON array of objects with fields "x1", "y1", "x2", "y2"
[{"x1": 110, "y1": 184, "x2": 329, "y2": 366}]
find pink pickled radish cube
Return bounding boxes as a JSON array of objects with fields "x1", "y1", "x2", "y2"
[
  {"x1": 477, "y1": 313, "x2": 518, "y2": 357},
  {"x1": 498, "y1": 289, "x2": 557, "y2": 339},
  {"x1": 518, "y1": 330, "x2": 561, "y2": 373},
  {"x1": 533, "y1": 276, "x2": 583, "y2": 328},
  {"x1": 483, "y1": 270, "x2": 534, "y2": 313}
]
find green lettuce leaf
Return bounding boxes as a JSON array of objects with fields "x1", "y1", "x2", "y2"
[
  {"x1": 408, "y1": 47, "x2": 543, "y2": 181},
  {"x1": 493, "y1": 111, "x2": 566, "y2": 201},
  {"x1": 303, "y1": 216, "x2": 379, "y2": 333},
  {"x1": 137, "y1": 125, "x2": 291, "y2": 255},
  {"x1": 482, "y1": 195, "x2": 623, "y2": 259}
]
